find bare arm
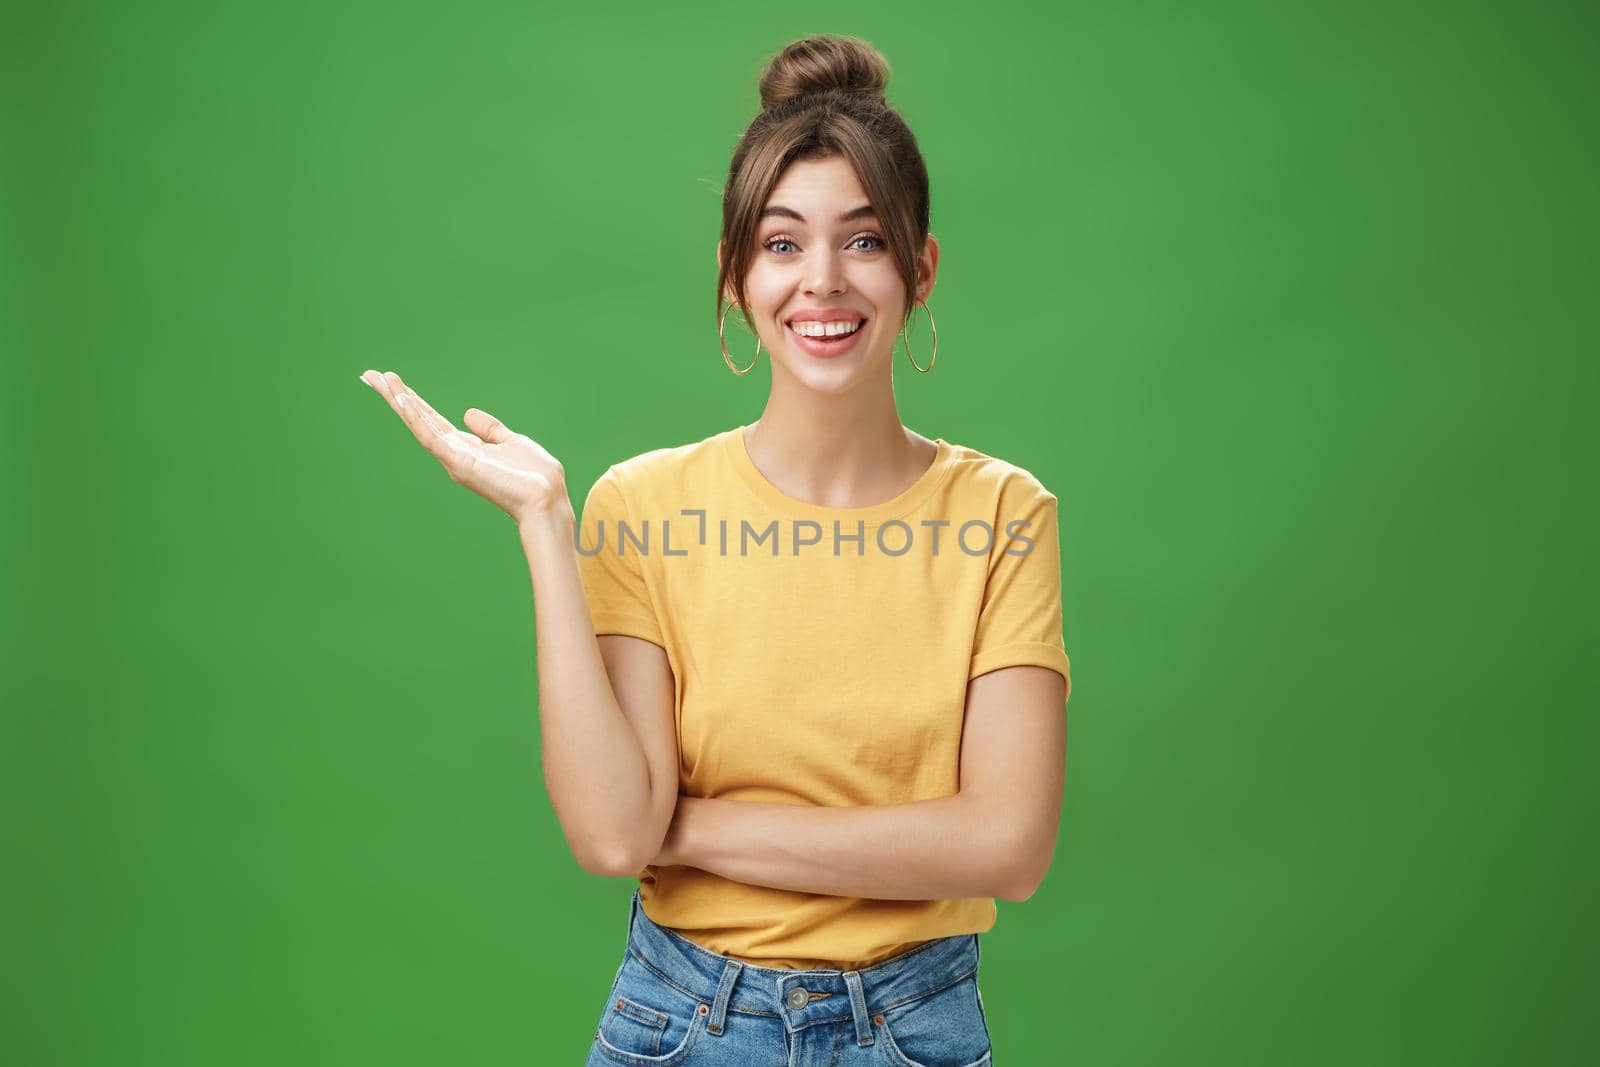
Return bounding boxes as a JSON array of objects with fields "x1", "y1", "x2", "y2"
[
  {"x1": 519, "y1": 512, "x2": 677, "y2": 877},
  {"x1": 651, "y1": 664, "x2": 1068, "y2": 902},
  {"x1": 659, "y1": 793, "x2": 1019, "y2": 900},
  {"x1": 360, "y1": 369, "x2": 676, "y2": 877}
]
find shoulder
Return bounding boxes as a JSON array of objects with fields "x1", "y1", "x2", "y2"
[
  {"x1": 592, "y1": 426, "x2": 734, "y2": 501},
  {"x1": 940, "y1": 437, "x2": 1060, "y2": 508}
]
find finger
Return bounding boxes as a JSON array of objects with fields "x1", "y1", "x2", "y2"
[
  {"x1": 377, "y1": 372, "x2": 473, "y2": 473},
  {"x1": 384, "y1": 371, "x2": 458, "y2": 438},
  {"x1": 365, "y1": 368, "x2": 407, "y2": 417},
  {"x1": 368, "y1": 372, "x2": 484, "y2": 484},
  {"x1": 371, "y1": 370, "x2": 421, "y2": 430},
  {"x1": 463, "y1": 408, "x2": 516, "y2": 445},
  {"x1": 384, "y1": 374, "x2": 467, "y2": 460},
  {"x1": 388, "y1": 379, "x2": 503, "y2": 484}
]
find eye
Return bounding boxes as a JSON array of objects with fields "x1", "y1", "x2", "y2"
[{"x1": 761, "y1": 233, "x2": 887, "y2": 255}]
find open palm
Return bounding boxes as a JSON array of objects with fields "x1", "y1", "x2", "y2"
[{"x1": 360, "y1": 369, "x2": 567, "y2": 524}]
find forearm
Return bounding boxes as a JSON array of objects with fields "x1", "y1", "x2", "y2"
[
  {"x1": 519, "y1": 503, "x2": 654, "y2": 875},
  {"x1": 659, "y1": 793, "x2": 1029, "y2": 901}
]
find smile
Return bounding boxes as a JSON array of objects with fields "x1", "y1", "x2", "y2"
[{"x1": 786, "y1": 318, "x2": 868, "y2": 359}]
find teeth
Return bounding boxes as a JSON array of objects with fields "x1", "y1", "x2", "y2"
[{"x1": 790, "y1": 319, "x2": 862, "y2": 338}]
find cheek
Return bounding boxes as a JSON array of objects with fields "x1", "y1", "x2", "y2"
[
  {"x1": 741, "y1": 269, "x2": 784, "y2": 312},
  {"x1": 858, "y1": 265, "x2": 907, "y2": 307}
]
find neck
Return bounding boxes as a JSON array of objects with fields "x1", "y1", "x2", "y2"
[{"x1": 743, "y1": 386, "x2": 934, "y2": 510}]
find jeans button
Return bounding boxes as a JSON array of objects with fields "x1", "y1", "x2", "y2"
[{"x1": 786, "y1": 987, "x2": 808, "y2": 1009}]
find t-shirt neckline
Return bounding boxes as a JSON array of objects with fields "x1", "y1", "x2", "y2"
[{"x1": 721, "y1": 422, "x2": 956, "y2": 526}]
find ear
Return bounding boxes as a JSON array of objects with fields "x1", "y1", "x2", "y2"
[
  {"x1": 914, "y1": 233, "x2": 941, "y2": 304},
  {"x1": 716, "y1": 239, "x2": 735, "y2": 305}
]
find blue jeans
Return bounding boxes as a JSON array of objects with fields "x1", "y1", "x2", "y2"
[{"x1": 585, "y1": 889, "x2": 993, "y2": 1066}]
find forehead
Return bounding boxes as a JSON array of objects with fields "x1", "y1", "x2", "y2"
[{"x1": 764, "y1": 155, "x2": 870, "y2": 215}]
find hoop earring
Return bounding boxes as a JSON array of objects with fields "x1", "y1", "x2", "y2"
[
  {"x1": 719, "y1": 303, "x2": 762, "y2": 376},
  {"x1": 900, "y1": 301, "x2": 938, "y2": 373}
]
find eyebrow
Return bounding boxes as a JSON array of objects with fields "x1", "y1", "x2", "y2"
[{"x1": 758, "y1": 204, "x2": 878, "y2": 223}]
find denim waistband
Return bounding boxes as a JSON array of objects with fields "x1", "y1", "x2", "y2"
[{"x1": 621, "y1": 888, "x2": 982, "y2": 1041}]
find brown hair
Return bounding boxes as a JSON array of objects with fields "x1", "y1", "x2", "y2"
[{"x1": 716, "y1": 35, "x2": 931, "y2": 341}]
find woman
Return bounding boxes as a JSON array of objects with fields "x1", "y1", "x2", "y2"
[{"x1": 360, "y1": 33, "x2": 1069, "y2": 1067}]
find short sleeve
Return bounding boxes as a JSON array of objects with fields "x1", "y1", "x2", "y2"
[
  {"x1": 968, "y1": 483, "x2": 1072, "y2": 696},
  {"x1": 575, "y1": 466, "x2": 665, "y2": 648}
]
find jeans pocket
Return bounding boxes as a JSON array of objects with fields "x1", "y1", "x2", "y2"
[
  {"x1": 876, "y1": 971, "x2": 992, "y2": 1067},
  {"x1": 590, "y1": 950, "x2": 706, "y2": 1066}
]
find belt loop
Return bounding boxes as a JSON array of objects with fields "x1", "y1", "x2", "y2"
[
  {"x1": 707, "y1": 958, "x2": 742, "y2": 1036},
  {"x1": 842, "y1": 969, "x2": 874, "y2": 1046}
]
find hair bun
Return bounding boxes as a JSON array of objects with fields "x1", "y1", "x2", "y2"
[{"x1": 758, "y1": 34, "x2": 890, "y2": 111}]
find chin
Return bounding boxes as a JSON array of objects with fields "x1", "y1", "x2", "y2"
[
  {"x1": 780, "y1": 349, "x2": 887, "y2": 391},
  {"x1": 780, "y1": 325, "x2": 885, "y2": 368}
]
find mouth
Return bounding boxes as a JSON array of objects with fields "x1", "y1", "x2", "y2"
[{"x1": 785, "y1": 317, "x2": 869, "y2": 358}]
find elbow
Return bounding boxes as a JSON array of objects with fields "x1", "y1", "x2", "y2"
[
  {"x1": 571, "y1": 792, "x2": 668, "y2": 879},
  {"x1": 966, "y1": 787, "x2": 1060, "y2": 903},
  {"x1": 583, "y1": 819, "x2": 667, "y2": 879},
  {"x1": 994, "y1": 834, "x2": 1054, "y2": 903},
  {"x1": 580, "y1": 797, "x2": 672, "y2": 878},
  {"x1": 575, "y1": 832, "x2": 647, "y2": 879},
  {"x1": 998, "y1": 867, "x2": 1044, "y2": 903},
  {"x1": 581, "y1": 842, "x2": 641, "y2": 879}
]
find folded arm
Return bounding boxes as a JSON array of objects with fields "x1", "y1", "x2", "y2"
[{"x1": 645, "y1": 665, "x2": 1068, "y2": 902}]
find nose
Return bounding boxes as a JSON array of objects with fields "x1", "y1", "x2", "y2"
[{"x1": 802, "y1": 247, "x2": 847, "y2": 296}]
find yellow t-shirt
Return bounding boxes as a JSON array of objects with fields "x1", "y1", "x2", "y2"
[{"x1": 574, "y1": 423, "x2": 1071, "y2": 970}]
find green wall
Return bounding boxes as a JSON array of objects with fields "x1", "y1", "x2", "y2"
[{"x1": 4, "y1": 1, "x2": 1594, "y2": 1063}]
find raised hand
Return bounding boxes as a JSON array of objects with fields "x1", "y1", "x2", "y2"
[{"x1": 359, "y1": 369, "x2": 569, "y2": 525}]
